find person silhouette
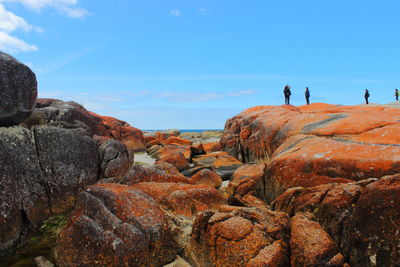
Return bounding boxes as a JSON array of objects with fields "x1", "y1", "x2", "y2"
[
  {"x1": 395, "y1": 89, "x2": 399, "y2": 101},
  {"x1": 305, "y1": 87, "x2": 310, "y2": 105},
  {"x1": 284, "y1": 85, "x2": 291, "y2": 105},
  {"x1": 364, "y1": 89, "x2": 370, "y2": 104}
]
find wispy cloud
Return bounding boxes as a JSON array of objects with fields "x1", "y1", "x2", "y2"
[
  {"x1": 0, "y1": 0, "x2": 87, "y2": 53},
  {"x1": 0, "y1": 0, "x2": 88, "y2": 17},
  {"x1": 169, "y1": 8, "x2": 181, "y2": 17}
]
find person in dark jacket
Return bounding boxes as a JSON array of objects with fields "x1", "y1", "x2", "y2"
[
  {"x1": 364, "y1": 89, "x2": 370, "y2": 104},
  {"x1": 284, "y1": 85, "x2": 291, "y2": 105},
  {"x1": 395, "y1": 89, "x2": 399, "y2": 101},
  {"x1": 305, "y1": 87, "x2": 310, "y2": 105}
]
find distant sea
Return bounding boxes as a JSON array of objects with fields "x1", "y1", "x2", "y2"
[{"x1": 144, "y1": 129, "x2": 223, "y2": 133}]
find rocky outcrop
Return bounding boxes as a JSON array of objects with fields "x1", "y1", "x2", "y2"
[
  {"x1": 0, "y1": 52, "x2": 37, "y2": 126},
  {"x1": 272, "y1": 175, "x2": 400, "y2": 266},
  {"x1": 221, "y1": 104, "x2": 400, "y2": 202},
  {"x1": 0, "y1": 126, "x2": 99, "y2": 256},
  {"x1": 91, "y1": 112, "x2": 146, "y2": 152},
  {"x1": 56, "y1": 183, "x2": 179, "y2": 266},
  {"x1": 34, "y1": 98, "x2": 145, "y2": 151},
  {"x1": 290, "y1": 213, "x2": 345, "y2": 266},
  {"x1": 186, "y1": 207, "x2": 290, "y2": 267}
]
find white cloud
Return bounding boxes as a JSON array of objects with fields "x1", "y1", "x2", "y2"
[
  {"x1": 0, "y1": 0, "x2": 87, "y2": 17},
  {"x1": 0, "y1": 0, "x2": 86, "y2": 53},
  {"x1": 169, "y1": 9, "x2": 181, "y2": 17},
  {"x1": 0, "y1": 31, "x2": 37, "y2": 52}
]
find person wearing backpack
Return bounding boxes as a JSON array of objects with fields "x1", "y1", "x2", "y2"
[
  {"x1": 284, "y1": 85, "x2": 291, "y2": 105},
  {"x1": 395, "y1": 89, "x2": 399, "y2": 101},
  {"x1": 364, "y1": 89, "x2": 370, "y2": 104},
  {"x1": 305, "y1": 87, "x2": 310, "y2": 105}
]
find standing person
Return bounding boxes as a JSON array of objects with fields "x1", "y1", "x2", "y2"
[
  {"x1": 395, "y1": 89, "x2": 399, "y2": 101},
  {"x1": 364, "y1": 89, "x2": 370, "y2": 104},
  {"x1": 284, "y1": 85, "x2": 291, "y2": 105},
  {"x1": 305, "y1": 87, "x2": 310, "y2": 105}
]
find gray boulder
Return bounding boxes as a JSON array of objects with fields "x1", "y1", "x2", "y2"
[
  {"x1": 99, "y1": 139, "x2": 132, "y2": 179},
  {"x1": 0, "y1": 126, "x2": 99, "y2": 256},
  {"x1": 0, "y1": 52, "x2": 37, "y2": 126}
]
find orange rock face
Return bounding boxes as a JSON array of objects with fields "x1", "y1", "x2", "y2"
[
  {"x1": 187, "y1": 208, "x2": 290, "y2": 267},
  {"x1": 117, "y1": 162, "x2": 190, "y2": 185},
  {"x1": 157, "y1": 152, "x2": 190, "y2": 171},
  {"x1": 131, "y1": 182, "x2": 226, "y2": 217},
  {"x1": 227, "y1": 163, "x2": 266, "y2": 199},
  {"x1": 290, "y1": 213, "x2": 345, "y2": 266},
  {"x1": 56, "y1": 183, "x2": 178, "y2": 266},
  {"x1": 202, "y1": 142, "x2": 222, "y2": 153},
  {"x1": 190, "y1": 169, "x2": 223, "y2": 188},
  {"x1": 90, "y1": 112, "x2": 145, "y2": 152},
  {"x1": 165, "y1": 136, "x2": 193, "y2": 146},
  {"x1": 221, "y1": 104, "x2": 400, "y2": 201},
  {"x1": 272, "y1": 175, "x2": 400, "y2": 267}
]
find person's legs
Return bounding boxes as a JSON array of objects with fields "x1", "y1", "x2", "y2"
[
  {"x1": 288, "y1": 96, "x2": 290, "y2": 105},
  {"x1": 365, "y1": 97, "x2": 369, "y2": 104},
  {"x1": 397, "y1": 95, "x2": 399, "y2": 101},
  {"x1": 306, "y1": 97, "x2": 310, "y2": 105}
]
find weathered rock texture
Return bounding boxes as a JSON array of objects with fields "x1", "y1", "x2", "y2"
[
  {"x1": 0, "y1": 52, "x2": 37, "y2": 126},
  {"x1": 272, "y1": 175, "x2": 400, "y2": 267},
  {"x1": 34, "y1": 98, "x2": 145, "y2": 151},
  {"x1": 0, "y1": 126, "x2": 99, "y2": 256},
  {"x1": 221, "y1": 103, "x2": 400, "y2": 202}
]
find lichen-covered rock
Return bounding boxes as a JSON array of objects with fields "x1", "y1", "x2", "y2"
[
  {"x1": 227, "y1": 163, "x2": 266, "y2": 199},
  {"x1": 56, "y1": 183, "x2": 178, "y2": 266},
  {"x1": 34, "y1": 98, "x2": 146, "y2": 151},
  {"x1": 158, "y1": 144, "x2": 192, "y2": 162},
  {"x1": 99, "y1": 139, "x2": 132, "y2": 179},
  {"x1": 202, "y1": 141, "x2": 221, "y2": 154},
  {"x1": 221, "y1": 104, "x2": 400, "y2": 202},
  {"x1": 0, "y1": 126, "x2": 99, "y2": 256},
  {"x1": 0, "y1": 52, "x2": 37, "y2": 126},
  {"x1": 117, "y1": 162, "x2": 190, "y2": 185},
  {"x1": 157, "y1": 152, "x2": 190, "y2": 171},
  {"x1": 90, "y1": 112, "x2": 146, "y2": 152},
  {"x1": 186, "y1": 208, "x2": 289, "y2": 267},
  {"x1": 34, "y1": 99, "x2": 99, "y2": 137},
  {"x1": 131, "y1": 182, "x2": 227, "y2": 217},
  {"x1": 272, "y1": 175, "x2": 400, "y2": 267},
  {"x1": 189, "y1": 169, "x2": 223, "y2": 188},
  {"x1": 290, "y1": 213, "x2": 345, "y2": 266},
  {"x1": 165, "y1": 136, "x2": 193, "y2": 146}
]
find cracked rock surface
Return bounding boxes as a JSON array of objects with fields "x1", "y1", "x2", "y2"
[{"x1": 0, "y1": 126, "x2": 99, "y2": 256}]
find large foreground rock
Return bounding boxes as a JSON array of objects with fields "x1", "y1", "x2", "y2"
[
  {"x1": 272, "y1": 175, "x2": 400, "y2": 266},
  {"x1": 56, "y1": 183, "x2": 178, "y2": 266},
  {"x1": 221, "y1": 103, "x2": 400, "y2": 202},
  {"x1": 0, "y1": 126, "x2": 99, "y2": 256},
  {"x1": 0, "y1": 52, "x2": 37, "y2": 126}
]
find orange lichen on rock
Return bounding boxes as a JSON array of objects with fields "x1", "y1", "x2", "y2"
[
  {"x1": 221, "y1": 104, "x2": 400, "y2": 201},
  {"x1": 131, "y1": 182, "x2": 227, "y2": 217},
  {"x1": 202, "y1": 142, "x2": 222, "y2": 154},
  {"x1": 90, "y1": 112, "x2": 145, "y2": 151},
  {"x1": 189, "y1": 169, "x2": 223, "y2": 188}
]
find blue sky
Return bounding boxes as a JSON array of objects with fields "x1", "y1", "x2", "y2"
[{"x1": 1, "y1": 0, "x2": 400, "y2": 129}]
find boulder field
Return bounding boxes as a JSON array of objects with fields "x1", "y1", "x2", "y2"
[{"x1": 1, "y1": 50, "x2": 399, "y2": 266}]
